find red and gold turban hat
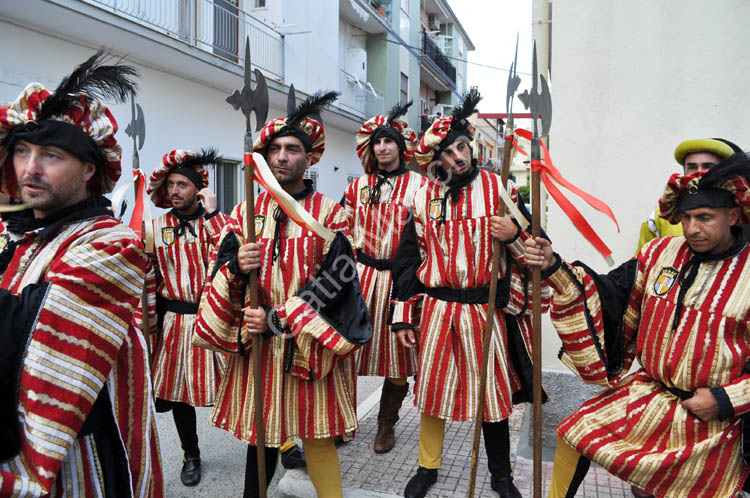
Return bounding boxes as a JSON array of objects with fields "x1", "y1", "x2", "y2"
[
  {"x1": 0, "y1": 52, "x2": 137, "y2": 197},
  {"x1": 659, "y1": 149, "x2": 750, "y2": 224},
  {"x1": 414, "y1": 88, "x2": 481, "y2": 170},
  {"x1": 148, "y1": 148, "x2": 218, "y2": 208},
  {"x1": 356, "y1": 101, "x2": 418, "y2": 173},
  {"x1": 253, "y1": 85, "x2": 339, "y2": 166}
]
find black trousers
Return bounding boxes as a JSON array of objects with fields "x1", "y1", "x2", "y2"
[
  {"x1": 161, "y1": 400, "x2": 200, "y2": 459},
  {"x1": 243, "y1": 445, "x2": 279, "y2": 498},
  {"x1": 482, "y1": 419, "x2": 512, "y2": 476}
]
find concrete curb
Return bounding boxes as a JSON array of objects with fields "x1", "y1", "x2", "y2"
[{"x1": 277, "y1": 469, "x2": 402, "y2": 498}]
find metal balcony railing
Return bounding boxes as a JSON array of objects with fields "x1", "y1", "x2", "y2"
[
  {"x1": 421, "y1": 31, "x2": 456, "y2": 84},
  {"x1": 82, "y1": 0, "x2": 284, "y2": 80}
]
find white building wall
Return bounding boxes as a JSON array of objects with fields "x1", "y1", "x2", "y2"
[
  {"x1": 0, "y1": 19, "x2": 361, "y2": 217},
  {"x1": 282, "y1": 0, "x2": 339, "y2": 93},
  {"x1": 541, "y1": 0, "x2": 750, "y2": 370}
]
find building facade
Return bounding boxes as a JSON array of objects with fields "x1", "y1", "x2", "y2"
[{"x1": 0, "y1": 0, "x2": 474, "y2": 216}]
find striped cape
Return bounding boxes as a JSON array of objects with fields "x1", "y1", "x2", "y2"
[
  {"x1": 548, "y1": 235, "x2": 750, "y2": 497},
  {"x1": 344, "y1": 170, "x2": 426, "y2": 378},
  {"x1": 193, "y1": 191, "x2": 366, "y2": 447},
  {"x1": 0, "y1": 211, "x2": 163, "y2": 497},
  {"x1": 144, "y1": 210, "x2": 228, "y2": 406},
  {"x1": 391, "y1": 168, "x2": 550, "y2": 422}
]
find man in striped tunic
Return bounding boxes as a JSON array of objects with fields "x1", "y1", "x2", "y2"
[
  {"x1": 392, "y1": 89, "x2": 547, "y2": 498},
  {"x1": 144, "y1": 149, "x2": 228, "y2": 486},
  {"x1": 0, "y1": 53, "x2": 163, "y2": 497},
  {"x1": 194, "y1": 91, "x2": 371, "y2": 498},
  {"x1": 344, "y1": 101, "x2": 426, "y2": 453},
  {"x1": 526, "y1": 150, "x2": 750, "y2": 497}
]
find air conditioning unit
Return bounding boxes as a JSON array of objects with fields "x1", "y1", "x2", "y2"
[
  {"x1": 428, "y1": 14, "x2": 440, "y2": 31},
  {"x1": 345, "y1": 47, "x2": 367, "y2": 82}
]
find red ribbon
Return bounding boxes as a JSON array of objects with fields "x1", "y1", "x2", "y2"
[
  {"x1": 514, "y1": 129, "x2": 619, "y2": 263},
  {"x1": 128, "y1": 169, "x2": 147, "y2": 239}
]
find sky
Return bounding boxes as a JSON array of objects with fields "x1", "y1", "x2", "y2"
[{"x1": 446, "y1": 0, "x2": 533, "y2": 115}]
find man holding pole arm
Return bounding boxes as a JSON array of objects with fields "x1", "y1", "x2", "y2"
[
  {"x1": 392, "y1": 89, "x2": 549, "y2": 498},
  {"x1": 525, "y1": 150, "x2": 750, "y2": 497},
  {"x1": 194, "y1": 90, "x2": 371, "y2": 498}
]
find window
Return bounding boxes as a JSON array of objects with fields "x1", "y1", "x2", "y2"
[
  {"x1": 213, "y1": 0, "x2": 239, "y2": 63},
  {"x1": 400, "y1": 72, "x2": 408, "y2": 106},
  {"x1": 304, "y1": 169, "x2": 318, "y2": 191},
  {"x1": 254, "y1": 0, "x2": 266, "y2": 7},
  {"x1": 215, "y1": 158, "x2": 242, "y2": 214}
]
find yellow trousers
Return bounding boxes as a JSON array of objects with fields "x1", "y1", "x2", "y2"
[
  {"x1": 280, "y1": 440, "x2": 296, "y2": 453},
  {"x1": 548, "y1": 437, "x2": 590, "y2": 498},
  {"x1": 417, "y1": 413, "x2": 446, "y2": 469},
  {"x1": 302, "y1": 438, "x2": 343, "y2": 498}
]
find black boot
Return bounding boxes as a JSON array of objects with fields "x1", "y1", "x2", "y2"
[
  {"x1": 173, "y1": 403, "x2": 201, "y2": 486},
  {"x1": 180, "y1": 456, "x2": 201, "y2": 486},
  {"x1": 404, "y1": 467, "x2": 437, "y2": 498},
  {"x1": 280, "y1": 443, "x2": 306, "y2": 469},
  {"x1": 490, "y1": 473, "x2": 522, "y2": 498}
]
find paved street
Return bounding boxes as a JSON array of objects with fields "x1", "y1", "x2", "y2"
[{"x1": 156, "y1": 377, "x2": 632, "y2": 497}]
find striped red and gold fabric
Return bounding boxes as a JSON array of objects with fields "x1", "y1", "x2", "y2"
[
  {"x1": 144, "y1": 210, "x2": 228, "y2": 406},
  {"x1": 344, "y1": 170, "x2": 426, "y2": 378},
  {"x1": 392, "y1": 168, "x2": 549, "y2": 422},
  {"x1": 0, "y1": 212, "x2": 164, "y2": 497},
  {"x1": 193, "y1": 191, "x2": 361, "y2": 447},
  {"x1": 548, "y1": 235, "x2": 750, "y2": 497}
]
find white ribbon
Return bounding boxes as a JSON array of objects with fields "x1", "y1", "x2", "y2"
[{"x1": 252, "y1": 153, "x2": 335, "y2": 242}]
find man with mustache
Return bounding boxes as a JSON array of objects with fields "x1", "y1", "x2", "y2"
[
  {"x1": 144, "y1": 149, "x2": 228, "y2": 486},
  {"x1": 0, "y1": 53, "x2": 163, "y2": 497},
  {"x1": 391, "y1": 89, "x2": 548, "y2": 498},
  {"x1": 194, "y1": 90, "x2": 371, "y2": 498},
  {"x1": 343, "y1": 101, "x2": 425, "y2": 454},
  {"x1": 525, "y1": 149, "x2": 750, "y2": 497}
]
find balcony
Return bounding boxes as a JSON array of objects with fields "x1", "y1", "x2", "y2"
[
  {"x1": 82, "y1": 0, "x2": 284, "y2": 81},
  {"x1": 339, "y1": 69, "x2": 384, "y2": 118},
  {"x1": 339, "y1": 0, "x2": 391, "y2": 34},
  {"x1": 420, "y1": 31, "x2": 456, "y2": 91}
]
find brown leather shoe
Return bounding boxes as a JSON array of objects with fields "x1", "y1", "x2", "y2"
[
  {"x1": 631, "y1": 485, "x2": 654, "y2": 498},
  {"x1": 373, "y1": 379, "x2": 408, "y2": 453}
]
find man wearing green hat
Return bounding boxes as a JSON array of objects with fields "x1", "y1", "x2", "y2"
[{"x1": 635, "y1": 138, "x2": 736, "y2": 252}]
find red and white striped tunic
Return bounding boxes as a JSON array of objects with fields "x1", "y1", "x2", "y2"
[
  {"x1": 193, "y1": 191, "x2": 361, "y2": 447},
  {"x1": 344, "y1": 170, "x2": 426, "y2": 378},
  {"x1": 0, "y1": 212, "x2": 164, "y2": 497},
  {"x1": 145, "y1": 210, "x2": 227, "y2": 406},
  {"x1": 549, "y1": 235, "x2": 750, "y2": 497},
  {"x1": 392, "y1": 168, "x2": 549, "y2": 422}
]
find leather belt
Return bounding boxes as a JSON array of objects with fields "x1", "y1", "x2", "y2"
[
  {"x1": 162, "y1": 298, "x2": 199, "y2": 315},
  {"x1": 425, "y1": 286, "x2": 490, "y2": 304}
]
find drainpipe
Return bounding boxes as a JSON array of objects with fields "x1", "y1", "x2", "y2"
[{"x1": 532, "y1": 0, "x2": 551, "y2": 227}]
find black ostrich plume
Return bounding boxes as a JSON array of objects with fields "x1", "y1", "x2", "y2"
[
  {"x1": 285, "y1": 90, "x2": 340, "y2": 129},
  {"x1": 451, "y1": 88, "x2": 482, "y2": 126},
  {"x1": 183, "y1": 147, "x2": 221, "y2": 169},
  {"x1": 37, "y1": 51, "x2": 139, "y2": 121},
  {"x1": 699, "y1": 150, "x2": 750, "y2": 188},
  {"x1": 386, "y1": 100, "x2": 412, "y2": 125}
]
